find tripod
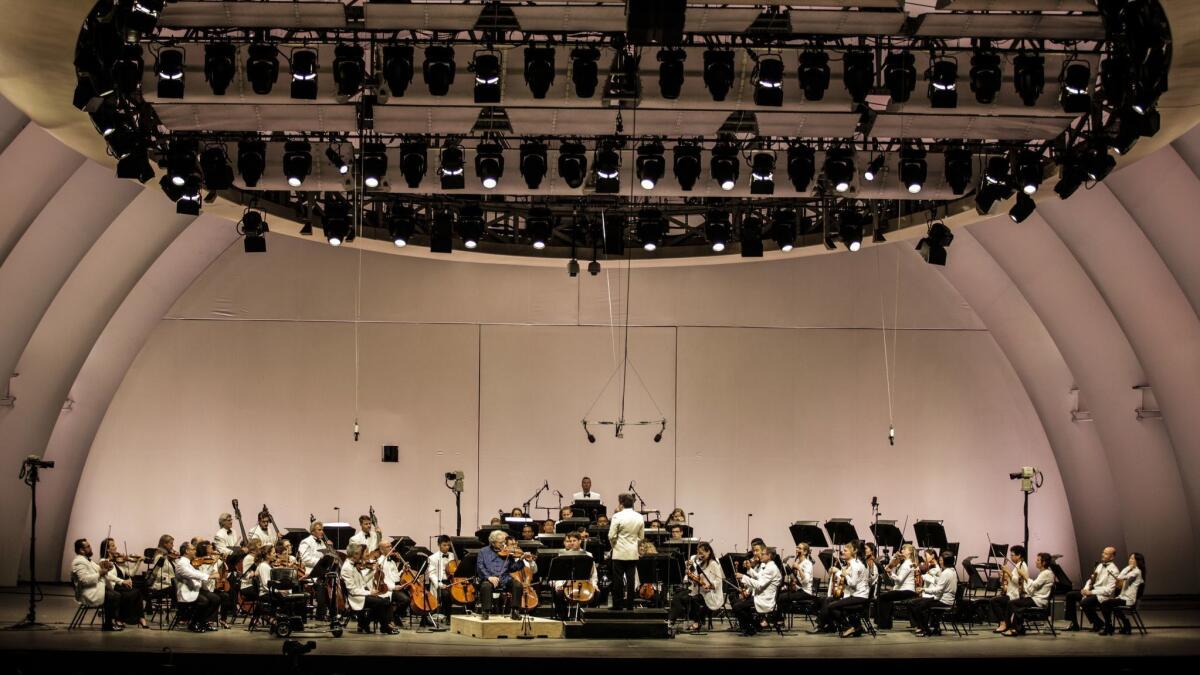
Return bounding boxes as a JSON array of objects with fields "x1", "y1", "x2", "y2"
[{"x1": 7, "y1": 457, "x2": 55, "y2": 631}]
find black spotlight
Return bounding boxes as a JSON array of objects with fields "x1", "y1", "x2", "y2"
[
  {"x1": 1059, "y1": 61, "x2": 1092, "y2": 114},
  {"x1": 239, "y1": 210, "x2": 269, "y2": 253},
  {"x1": 658, "y1": 49, "x2": 685, "y2": 99},
  {"x1": 571, "y1": 47, "x2": 600, "y2": 98},
  {"x1": 838, "y1": 209, "x2": 865, "y2": 252},
  {"x1": 705, "y1": 210, "x2": 730, "y2": 253},
  {"x1": 927, "y1": 57, "x2": 959, "y2": 108},
  {"x1": 636, "y1": 142, "x2": 665, "y2": 191},
  {"x1": 325, "y1": 145, "x2": 349, "y2": 177},
  {"x1": 984, "y1": 154, "x2": 1010, "y2": 186},
  {"x1": 798, "y1": 50, "x2": 830, "y2": 101},
  {"x1": 387, "y1": 206, "x2": 415, "y2": 247},
  {"x1": 753, "y1": 54, "x2": 784, "y2": 107},
  {"x1": 520, "y1": 141, "x2": 548, "y2": 189},
  {"x1": 361, "y1": 142, "x2": 388, "y2": 189},
  {"x1": 322, "y1": 200, "x2": 351, "y2": 247},
  {"x1": 175, "y1": 175, "x2": 203, "y2": 216},
  {"x1": 1083, "y1": 142, "x2": 1116, "y2": 182},
  {"x1": 594, "y1": 142, "x2": 621, "y2": 194},
  {"x1": 1016, "y1": 150, "x2": 1043, "y2": 195},
  {"x1": 703, "y1": 49, "x2": 735, "y2": 101},
  {"x1": 557, "y1": 141, "x2": 588, "y2": 188},
  {"x1": 283, "y1": 141, "x2": 312, "y2": 188},
  {"x1": 204, "y1": 43, "x2": 236, "y2": 95},
  {"x1": 944, "y1": 148, "x2": 973, "y2": 196},
  {"x1": 750, "y1": 152, "x2": 775, "y2": 195},
  {"x1": 166, "y1": 142, "x2": 198, "y2": 188},
  {"x1": 199, "y1": 146, "x2": 234, "y2": 190},
  {"x1": 290, "y1": 49, "x2": 318, "y2": 99},
  {"x1": 424, "y1": 46, "x2": 457, "y2": 96},
  {"x1": 400, "y1": 139, "x2": 427, "y2": 188},
  {"x1": 863, "y1": 154, "x2": 885, "y2": 182},
  {"x1": 526, "y1": 207, "x2": 552, "y2": 250},
  {"x1": 843, "y1": 49, "x2": 875, "y2": 103},
  {"x1": 673, "y1": 143, "x2": 702, "y2": 191},
  {"x1": 899, "y1": 147, "x2": 927, "y2": 194},
  {"x1": 126, "y1": 0, "x2": 164, "y2": 34},
  {"x1": 916, "y1": 221, "x2": 953, "y2": 266},
  {"x1": 636, "y1": 208, "x2": 665, "y2": 252},
  {"x1": 155, "y1": 48, "x2": 185, "y2": 99},
  {"x1": 772, "y1": 209, "x2": 797, "y2": 252},
  {"x1": 431, "y1": 209, "x2": 454, "y2": 253},
  {"x1": 823, "y1": 147, "x2": 855, "y2": 193},
  {"x1": 113, "y1": 45, "x2": 144, "y2": 96},
  {"x1": 475, "y1": 142, "x2": 504, "y2": 190},
  {"x1": 1101, "y1": 53, "x2": 1132, "y2": 110},
  {"x1": 711, "y1": 141, "x2": 739, "y2": 191},
  {"x1": 975, "y1": 184, "x2": 1003, "y2": 215},
  {"x1": 439, "y1": 144, "x2": 466, "y2": 189},
  {"x1": 1009, "y1": 192, "x2": 1036, "y2": 223},
  {"x1": 246, "y1": 44, "x2": 279, "y2": 95},
  {"x1": 117, "y1": 150, "x2": 154, "y2": 183},
  {"x1": 969, "y1": 49, "x2": 1002, "y2": 104},
  {"x1": 602, "y1": 214, "x2": 626, "y2": 256},
  {"x1": 883, "y1": 52, "x2": 917, "y2": 103},
  {"x1": 458, "y1": 204, "x2": 484, "y2": 250},
  {"x1": 787, "y1": 144, "x2": 816, "y2": 192},
  {"x1": 333, "y1": 45, "x2": 365, "y2": 98},
  {"x1": 1054, "y1": 153, "x2": 1088, "y2": 200},
  {"x1": 472, "y1": 51, "x2": 502, "y2": 103},
  {"x1": 525, "y1": 47, "x2": 556, "y2": 99},
  {"x1": 740, "y1": 213, "x2": 764, "y2": 258},
  {"x1": 237, "y1": 140, "x2": 266, "y2": 187},
  {"x1": 1013, "y1": 51, "x2": 1045, "y2": 106},
  {"x1": 382, "y1": 45, "x2": 414, "y2": 97}
]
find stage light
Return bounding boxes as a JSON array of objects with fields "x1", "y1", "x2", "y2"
[
  {"x1": 1009, "y1": 192, "x2": 1036, "y2": 223},
  {"x1": 439, "y1": 144, "x2": 465, "y2": 189},
  {"x1": 1054, "y1": 154, "x2": 1087, "y2": 199},
  {"x1": 916, "y1": 221, "x2": 954, "y2": 266},
  {"x1": 204, "y1": 43, "x2": 236, "y2": 95},
  {"x1": 843, "y1": 49, "x2": 874, "y2": 103},
  {"x1": 824, "y1": 147, "x2": 855, "y2": 193},
  {"x1": 283, "y1": 141, "x2": 312, "y2": 187},
  {"x1": 798, "y1": 50, "x2": 830, "y2": 101},
  {"x1": 113, "y1": 45, "x2": 144, "y2": 96},
  {"x1": 475, "y1": 142, "x2": 504, "y2": 189},
  {"x1": 637, "y1": 208, "x2": 665, "y2": 251},
  {"x1": 472, "y1": 51, "x2": 501, "y2": 103},
  {"x1": 557, "y1": 141, "x2": 588, "y2": 189},
  {"x1": 740, "y1": 213, "x2": 764, "y2": 258},
  {"x1": 239, "y1": 210, "x2": 268, "y2": 253},
  {"x1": 88, "y1": 100, "x2": 123, "y2": 138},
  {"x1": 863, "y1": 155, "x2": 884, "y2": 182},
  {"x1": 750, "y1": 152, "x2": 775, "y2": 195},
  {"x1": 703, "y1": 49, "x2": 734, "y2": 101},
  {"x1": 527, "y1": 207, "x2": 552, "y2": 250},
  {"x1": 787, "y1": 144, "x2": 816, "y2": 192},
  {"x1": 175, "y1": 175, "x2": 203, "y2": 216},
  {"x1": 388, "y1": 206, "x2": 415, "y2": 247},
  {"x1": 838, "y1": 209, "x2": 865, "y2": 252},
  {"x1": 1084, "y1": 144, "x2": 1116, "y2": 182},
  {"x1": 400, "y1": 139, "x2": 427, "y2": 188},
  {"x1": 1100, "y1": 53, "x2": 1132, "y2": 110},
  {"x1": 524, "y1": 47, "x2": 555, "y2": 99},
  {"x1": 117, "y1": 149, "x2": 154, "y2": 183},
  {"x1": 883, "y1": 52, "x2": 917, "y2": 103},
  {"x1": 772, "y1": 209, "x2": 797, "y2": 252},
  {"x1": 290, "y1": 49, "x2": 318, "y2": 100},
  {"x1": 636, "y1": 142, "x2": 665, "y2": 190},
  {"x1": 332, "y1": 44, "x2": 365, "y2": 98},
  {"x1": 944, "y1": 148, "x2": 973, "y2": 196},
  {"x1": 588, "y1": 259, "x2": 601, "y2": 276},
  {"x1": 246, "y1": 44, "x2": 279, "y2": 95},
  {"x1": 928, "y1": 57, "x2": 959, "y2": 108},
  {"x1": 127, "y1": 0, "x2": 164, "y2": 34},
  {"x1": 705, "y1": 210, "x2": 730, "y2": 252},
  {"x1": 520, "y1": 141, "x2": 548, "y2": 189},
  {"x1": 361, "y1": 142, "x2": 388, "y2": 188},
  {"x1": 382, "y1": 45, "x2": 414, "y2": 97},
  {"x1": 325, "y1": 146, "x2": 349, "y2": 176},
  {"x1": 431, "y1": 209, "x2": 454, "y2": 253},
  {"x1": 322, "y1": 200, "x2": 351, "y2": 246},
  {"x1": 167, "y1": 142, "x2": 197, "y2": 188},
  {"x1": 970, "y1": 50, "x2": 1002, "y2": 104},
  {"x1": 1012, "y1": 51, "x2": 1045, "y2": 107},
  {"x1": 568, "y1": 258, "x2": 580, "y2": 277},
  {"x1": 984, "y1": 155, "x2": 1010, "y2": 186},
  {"x1": 424, "y1": 46, "x2": 456, "y2": 96},
  {"x1": 594, "y1": 142, "x2": 620, "y2": 193},
  {"x1": 237, "y1": 140, "x2": 266, "y2": 187},
  {"x1": 1016, "y1": 151, "x2": 1043, "y2": 194},
  {"x1": 975, "y1": 184, "x2": 1003, "y2": 215},
  {"x1": 673, "y1": 143, "x2": 701, "y2": 191},
  {"x1": 602, "y1": 214, "x2": 625, "y2": 256},
  {"x1": 571, "y1": 47, "x2": 599, "y2": 98},
  {"x1": 459, "y1": 204, "x2": 484, "y2": 249},
  {"x1": 899, "y1": 147, "x2": 927, "y2": 194},
  {"x1": 711, "y1": 142, "x2": 739, "y2": 191},
  {"x1": 154, "y1": 48, "x2": 184, "y2": 97},
  {"x1": 753, "y1": 55, "x2": 784, "y2": 107},
  {"x1": 658, "y1": 49, "x2": 685, "y2": 99},
  {"x1": 1060, "y1": 61, "x2": 1092, "y2": 114},
  {"x1": 199, "y1": 146, "x2": 234, "y2": 190}
]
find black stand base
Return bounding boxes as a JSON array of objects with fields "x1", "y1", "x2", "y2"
[{"x1": 4, "y1": 615, "x2": 53, "y2": 631}]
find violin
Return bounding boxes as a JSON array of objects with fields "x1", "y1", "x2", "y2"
[{"x1": 192, "y1": 555, "x2": 220, "y2": 568}]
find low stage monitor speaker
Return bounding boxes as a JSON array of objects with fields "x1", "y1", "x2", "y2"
[{"x1": 382, "y1": 445, "x2": 399, "y2": 462}]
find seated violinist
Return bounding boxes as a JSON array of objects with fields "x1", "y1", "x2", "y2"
[
  {"x1": 376, "y1": 540, "x2": 413, "y2": 624},
  {"x1": 195, "y1": 541, "x2": 235, "y2": 628},
  {"x1": 551, "y1": 532, "x2": 598, "y2": 620},
  {"x1": 98, "y1": 537, "x2": 147, "y2": 629},
  {"x1": 475, "y1": 530, "x2": 537, "y2": 621},
  {"x1": 341, "y1": 543, "x2": 397, "y2": 634}
]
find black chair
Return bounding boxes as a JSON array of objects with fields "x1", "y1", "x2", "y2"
[
  {"x1": 926, "y1": 584, "x2": 969, "y2": 636},
  {"x1": 67, "y1": 602, "x2": 104, "y2": 630},
  {"x1": 1110, "y1": 584, "x2": 1147, "y2": 635},
  {"x1": 1013, "y1": 590, "x2": 1058, "y2": 636}
]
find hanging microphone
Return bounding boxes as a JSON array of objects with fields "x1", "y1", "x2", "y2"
[{"x1": 871, "y1": 496, "x2": 878, "y2": 509}]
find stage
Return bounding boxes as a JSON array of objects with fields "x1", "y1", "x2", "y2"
[{"x1": 2, "y1": 588, "x2": 1198, "y2": 673}]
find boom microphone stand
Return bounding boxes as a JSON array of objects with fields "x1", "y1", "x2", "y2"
[{"x1": 7, "y1": 456, "x2": 56, "y2": 631}]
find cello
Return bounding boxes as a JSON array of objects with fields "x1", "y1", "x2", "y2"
[
  {"x1": 505, "y1": 541, "x2": 539, "y2": 611},
  {"x1": 446, "y1": 559, "x2": 477, "y2": 604}
]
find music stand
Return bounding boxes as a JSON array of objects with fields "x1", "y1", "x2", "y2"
[
  {"x1": 556, "y1": 517, "x2": 591, "y2": 534},
  {"x1": 583, "y1": 538, "x2": 606, "y2": 560},
  {"x1": 990, "y1": 543, "x2": 1010, "y2": 558},
  {"x1": 789, "y1": 521, "x2": 829, "y2": 547},
  {"x1": 503, "y1": 516, "x2": 534, "y2": 538},
  {"x1": 643, "y1": 527, "x2": 668, "y2": 545},
  {"x1": 914, "y1": 520, "x2": 948, "y2": 550},
  {"x1": 823, "y1": 518, "x2": 859, "y2": 548},
  {"x1": 474, "y1": 525, "x2": 506, "y2": 544},
  {"x1": 961, "y1": 556, "x2": 991, "y2": 592},
  {"x1": 284, "y1": 529, "x2": 308, "y2": 553},
  {"x1": 450, "y1": 536, "x2": 481, "y2": 560},
  {"x1": 324, "y1": 524, "x2": 355, "y2": 550},
  {"x1": 869, "y1": 520, "x2": 904, "y2": 554},
  {"x1": 660, "y1": 538, "x2": 699, "y2": 559},
  {"x1": 572, "y1": 499, "x2": 605, "y2": 521},
  {"x1": 537, "y1": 534, "x2": 566, "y2": 549},
  {"x1": 635, "y1": 555, "x2": 674, "y2": 608},
  {"x1": 391, "y1": 535, "x2": 416, "y2": 553},
  {"x1": 719, "y1": 552, "x2": 751, "y2": 583},
  {"x1": 454, "y1": 552, "x2": 479, "y2": 582}
]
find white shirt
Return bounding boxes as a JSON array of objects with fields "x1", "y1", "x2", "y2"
[
  {"x1": 340, "y1": 560, "x2": 379, "y2": 612},
  {"x1": 199, "y1": 559, "x2": 225, "y2": 592},
  {"x1": 427, "y1": 550, "x2": 457, "y2": 587},
  {"x1": 148, "y1": 551, "x2": 176, "y2": 591},
  {"x1": 1007, "y1": 560, "x2": 1029, "y2": 601},
  {"x1": 1025, "y1": 568, "x2": 1054, "y2": 608},
  {"x1": 71, "y1": 555, "x2": 112, "y2": 607},
  {"x1": 299, "y1": 535, "x2": 327, "y2": 574},
  {"x1": 688, "y1": 557, "x2": 725, "y2": 611},
  {"x1": 572, "y1": 491, "x2": 601, "y2": 501},
  {"x1": 789, "y1": 557, "x2": 814, "y2": 595},
  {"x1": 349, "y1": 529, "x2": 383, "y2": 553},
  {"x1": 1083, "y1": 561, "x2": 1120, "y2": 601},
  {"x1": 889, "y1": 560, "x2": 915, "y2": 592},
  {"x1": 256, "y1": 559, "x2": 274, "y2": 593},
  {"x1": 923, "y1": 567, "x2": 957, "y2": 606},
  {"x1": 248, "y1": 525, "x2": 277, "y2": 548},
  {"x1": 607, "y1": 508, "x2": 644, "y2": 561},
  {"x1": 552, "y1": 550, "x2": 599, "y2": 591},
  {"x1": 1117, "y1": 565, "x2": 1143, "y2": 605},
  {"x1": 213, "y1": 528, "x2": 241, "y2": 556},
  {"x1": 380, "y1": 557, "x2": 404, "y2": 591},
  {"x1": 239, "y1": 554, "x2": 258, "y2": 590},
  {"x1": 742, "y1": 559, "x2": 782, "y2": 613},
  {"x1": 836, "y1": 558, "x2": 870, "y2": 599},
  {"x1": 174, "y1": 557, "x2": 209, "y2": 603}
]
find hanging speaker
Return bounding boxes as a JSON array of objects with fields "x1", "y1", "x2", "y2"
[{"x1": 382, "y1": 445, "x2": 399, "y2": 463}]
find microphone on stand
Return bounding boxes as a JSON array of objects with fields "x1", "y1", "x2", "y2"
[{"x1": 871, "y1": 496, "x2": 879, "y2": 510}]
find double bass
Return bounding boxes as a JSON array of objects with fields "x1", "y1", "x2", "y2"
[{"x1": 231, "y1": 499, "x2": 250, "y2": 573}]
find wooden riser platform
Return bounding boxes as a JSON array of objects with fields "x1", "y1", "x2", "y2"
[{"x1": 450, "y1": 614, "x2": 564, "y2": 639}]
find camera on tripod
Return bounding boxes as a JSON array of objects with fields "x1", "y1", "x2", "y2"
[
  {"x1": 1009, "y1": 466, "x2": 1041, "y2": 494},
  {"x1": 23, "y1": 456, "x2": 54, "y2": 469}
]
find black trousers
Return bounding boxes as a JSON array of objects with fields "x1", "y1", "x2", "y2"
[
  {"x1": 828, "y1": 596, "x2": 869, "y2": 630},
  {"x1": 1064, "y1": 590, "x2": 1103, "y2": 627},
  {"x1": 990, "y1": 595, "x2": 1013, "y2": 623},
  {"x1": 100, "y1": 592, "x2": 121, "y2": 627},
  {"x1": 215, "y1": 588, "x2": 236, "y2": 620},
  {"x1": 875, "y1": 589, "x2": 916, "y2": 629},
  {"x1": 908, "y1": 597, "x2": 947, "y2": 633},
  {"x1": 1100, "y1": 598, "x2": 1129, "y2": 630},
  {"x1": 192, "y1": 590, "x2": 221, "y2": 626},
  {"x1": 109, "y1": 586, "x2": 144, "y2": 624},
  {"x1": 731, "y1": 596, "x2": 760, "y2": 634},
  {"x1": 239, "y1": 585, "x2": 259, "y2": 604},
  {"x1": 357, "y1": 594, "x2": 393, "y2": 628},
  {"x1": 390, "y1": 589, "x2": 411, "y2": 617},
  {"x1": 478, "y1": 578, "x2": 521, "y2": 615},
  {"x1": 1008, "y1": 596, "x2": 1037, "y2": 630},
  {"x1": 610, "y1": 560, "x2": 637, "y2": 610},
  {"x1": 668, "y1": 592, "x2": 713, "y2": 625}
]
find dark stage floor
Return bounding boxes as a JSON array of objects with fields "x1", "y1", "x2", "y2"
[{"x1": 2, "y1": 587, "x2": 1199, "y2": 674}]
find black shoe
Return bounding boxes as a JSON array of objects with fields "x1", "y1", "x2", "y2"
[
  {"x1": 381, "y1": 625, "x2": 400, "y2": 635},
  {"x1": 1090, "y1": 623, "x2": 1104, "y2": 633},
  {"x1": 188, "y1": 624, "x2": 205, "y2": 633},
  {"x1": 419, "y1": 616, "x2": 433, "y2": 627},
  {"x1": 481, "y1": 613, "x2": 490, "y2": 621},
  {"x1": 511, "y1": 611, "x2": 521, "y2": 621},
  {"x1": 1119, "y1": 626, "x2": 1132, "y2": 635},
  {"x1": 1065, "y1": 623, "x2": 1080, "y2": 632},
  {"x1": 1100, "y1": 627, "x2": 1114, "y2": 636},
  {"x1": 101, "y1": 624, "x2": 122, "y2": 632}
]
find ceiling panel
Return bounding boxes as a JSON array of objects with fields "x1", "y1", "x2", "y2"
[
  {"x1": 373, "y1": 106, "x2": 480, "y2": 135},
  {"x1": 935, "y1": 0, "x2": 1096, "y2": 10},
  {"x1": 756, "y1": 112, "x2": 860, "y2": 138},
  {"x1": 160, "y1": 1, "x2": 348, "y2": 29},
  {"x1": 914, "y1": 12, "x2": 1105, "y2": 39},
  {"x1": 682, "y1": 8, "x2": 764, "y2": 33},
  {"x1": 155, "y1": 103, "x2": 359, "y2": 132},
  {"x1": 363, "y1": 4, "x2": 484, "y2": 31},
  {"x1": 510, "y1": 6, "x2": 629, "y2": 32},
  {"x1": 790, "y1": 9, "x2": 907, "y2": 36},
  {"x1": 870, "y1": 113, "x2": 1075, "y2": 140}
]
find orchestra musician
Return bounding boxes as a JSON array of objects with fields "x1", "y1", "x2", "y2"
[
  {"x1": 595, "y1": 514, "x2": 610, "y2": 529},
  {"x1": 195, "y1": 541, "x2": 235, "y2": 628},
  {"x1": 607, "y1": 493, "x2": 644, "y2": 611},
  {"x1": 990, "y1": 545, "x2": 1028, "y2": 634},
  {"x1": 667, "y1": 524, "x2": 686, "y2": 540},
  {"x1": 669, "y1": 541, "x2": 724, "y2": 632},
  {"x1": 174, "y1": 541, "x2": 220, "y2": 633},
  {"x1": 573, "y1": 476, "x2": 600, "y2": 501},
  {"x1": 558, "y1": 506, "x2": 575, "y2": 522},
  {"x1": 213, "y1": 513, "x2": 244, "y2": 557},
  {"x1": 147, "y1": 534, "x2": 177, "y2": 596},
  {"x1": 349, "y1": 514, "x2": 383, "y2": 553},
  {"x1": 510, "y1": 507, "x2": 526, "y2": 518},
  {"x1": 910, "y1": 550, "x2": 958, "y2": 637},
  {"x1": 667, "y1": 508, "x2": 687, "y2": 524},
  {"x1": 540, "y1": 520, "x2": 556, "y2": 535},
  {"x1": 237, "y1": 537, "x2": 263, "y2": 604},
  {"x1": 1064, "y1": 545, "x2": 1120, "y2": 632},
  {"x1": 1099, "y1": 553, "x2": 1145, "y2": 635},
  {"x1": 425, "y1": 535, "x2": 458, "y2": 626},
  {"x1": 777, "y1": 543, "x2": 816, "y2": 611},
  {"x1": 488, "y1": 516, "x2": 503, "y2": 526},
  {"x1": 733, "y1": 543, "x2": 781, "y2": 636},
  {"x1": 299, "y1": 521, "x2": 336, "y2": 621},
  {"x1": 1003, "y1": 551, "x2": 1055, "y2": 636},
  {"x1": 98, "y1": 537, "x2": 148, "y2": 629},
  {"x1": 551, "y1": 531, "x2": 598, "y2": 620},
  {"x1": 341, "y1": 543, "x2": 398, "y2": 634},
  {"x1": 475, "y1": 530, "x2": 537, "y2": 621},
  {"x1": 519, "y1": 523, "x2": 537, "y2": 541},
  {"x1": 823, "y1": 541, "x2": 872, "y2": 638},
  {"x1": 875, "y1": 543, "x2": 918, "y2": 630},
  {"x1": 374, "y1": 539, "x2": 413, "y2": 625},
  {"x1": 71, "y1": 538, "x2": 122, "y2": 631},
  {"x1": 248, "y1": 510, "x2": 278, "y2": 548}
]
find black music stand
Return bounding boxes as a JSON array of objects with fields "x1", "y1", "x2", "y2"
[
  {"x1": 643, "y1": 528, "x2": 668, "y2": 544},
  {"x1": 583, "y1": 538, "x2": 606, "y2": 560},
  {"x1": 635, "y1": 555, "x2": 674, "y2": 608},
  {"x1": 451, "y1": 536, "x2": 482, "y2": 560},
  {"x1": 823, "y1": 519, "x2": 859, "y2": 549},
  {"x1": 537, "y1": 534, "x2": 566, "y2": 549},
  {"x1": 284, "y1": 529, "x2": 307, "y2": 553},
  {"x1": 572, "y1": 499, "x2": 605, "y2": 521},
  {"x1": 503, "y1": 516, "x2": 534, "y2": 538},
  {"x1": 870, "y1": 520, "x2": 904, "y2": 554},
  {"x1": 914, "y1": 520, "x2": 949, "y2": 550},
  {"x1": 474, "y1": 525, "x2": 506, "y2": 544},
  {"x1": 454, "y1": 552, "x2": 479, "y2": 582},
  {"x1": 719, "y1": 552, "x2": 751, "y2": 584},
  {"x1": 556, "y1": 517, "x2": 592, "y2": 534},
  {"x1": 391, "y1": 535, "x2": 416, "y2": 553},
  {"x1": 324, "y1": 524, "x2": 355, "y2": 550},
  {"x1": 547, "y1": 553, "x2": 595, "y2": 622},
  {"x1": 789, "y1": 521, "x2": 829, "y2": 547},
  {"x1": 660, "y1": 538, "x2": 700, "y2": 559}
]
